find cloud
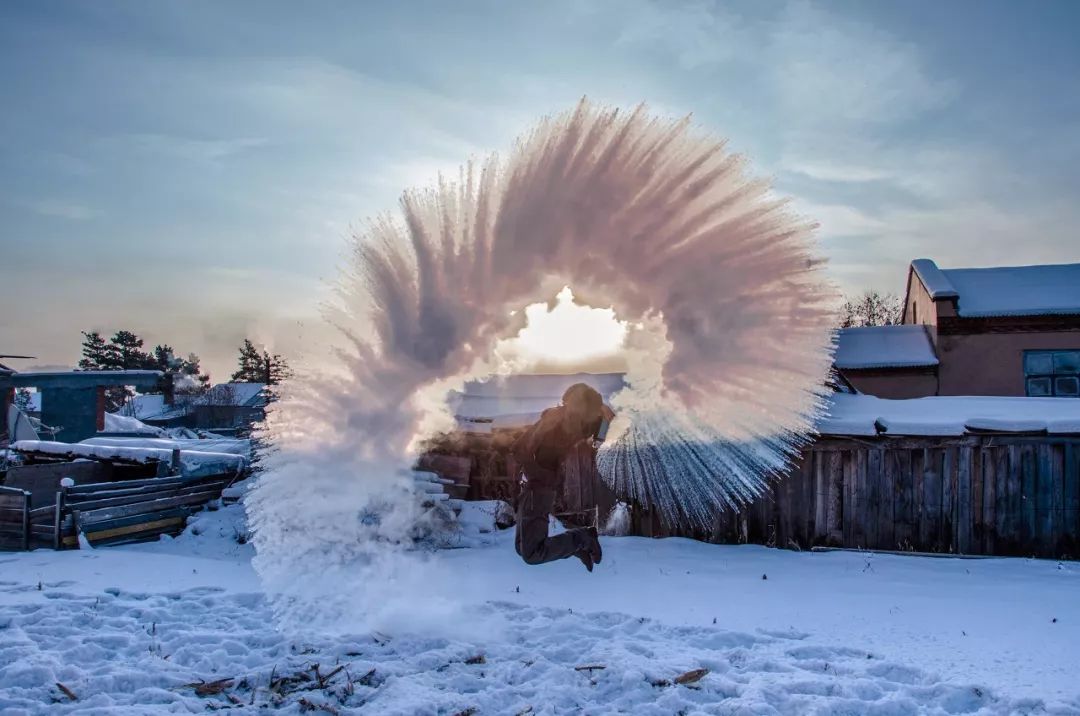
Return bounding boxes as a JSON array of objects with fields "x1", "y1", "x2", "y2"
[
  {"x1": 118, "y1": 133, "x2": 267, "y2": 164},
  {"x1": 768, "y1": 2, "x2": 955, "y2": 127},
  {"x1": 27, "y1": 199, "x2": 101, "y2": 220}
]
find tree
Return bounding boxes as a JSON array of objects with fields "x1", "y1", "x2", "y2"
[
  {"x1": 78, "y1": 331, "x2": 110, "y2": 370},
  {"x1": 231, "y1": 339, "x2": 292, "y2": 385},
  {"x1": 77, "y1": 329, "x2": 212, "y2": 411},
  {"x1": 150, "y1": 344, "x2": 210, "y2": 395},
  {"x1": 839, "y1": 290, "x2": 903, "y2": 328},
  {"x1": 14, "y1": 388, "x2": 33, "y2": 412},
  {"x1": 105, "y1": 330, "x2": 154, "y2": 370}
]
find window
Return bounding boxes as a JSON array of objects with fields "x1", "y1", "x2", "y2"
[{"x1": 1024, "y1": 350, "x2": 1080, "y2": 397}]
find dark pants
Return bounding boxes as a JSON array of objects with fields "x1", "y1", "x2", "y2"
[{"x1": 515, "y1": 484, "x2": 587, "y2": 565}]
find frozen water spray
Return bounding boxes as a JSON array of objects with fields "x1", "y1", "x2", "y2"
[{"x1": 247, "y1": 99, "x2": 837, "y2": 632}]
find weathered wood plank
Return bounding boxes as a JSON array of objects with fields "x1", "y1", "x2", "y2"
[
  {"x1": 971, "y1": 446, "x2": 984, "y2": 552},
  {"x1": 880, "y1": 449, "x2": 897, "y2": 550},
  {"x1": 825, "y1": 451, "x2": 843, "y2": 545},
  {"x1": 941, "y1": 448, "x2": 956, "y2": 553},
  {"x1": 841, "y1": 450, "x2": 854, "y2": 547},
  {"x1": 1020, "y1": 445, "x2": 1037, "y2": 550},
  {"x1": 993, "y1": 449, "x2": 1010, "y2": 552},
  {"x1": 1065, "y1": 442, "x2": 1080, "y2": 556},
  {"x1": 956, "y1": 447, "x2": 972, "y2": 554},
  {"x1": 982, "y1": 447, "x2": 995, "y2": 554},
  {"x1": 921, "y1": 448, "x2": 941, "y2": 551},
  {"x1": 77, "y1": 490, "x2": 221, "y2": 526},
  {"x1": 1051, "y1": 443, "x2": 1065, "y2": 558},
  {"x1": 813, "y1": 451, "x2": 827, "y2": 545},
  {"x1": 865, "y1": 449, "x2": 882, "y2": 550}
]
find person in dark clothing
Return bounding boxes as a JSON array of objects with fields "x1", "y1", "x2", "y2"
[{"x1": 512, "y1": 383, "x2": 612, "y2": 571}]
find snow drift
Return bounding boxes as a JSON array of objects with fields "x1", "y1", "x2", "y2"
[{"x1": 248, "y1": 100, "x2": 836, "y2": 633}]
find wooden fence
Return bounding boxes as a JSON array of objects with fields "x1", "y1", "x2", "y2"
[
  {"x1": 423, "y1": 431, "x2": 1080, "y2": 559},
  {"x1": 704, "y1": 435, "x2": 1080, "y2": 559},
  {"x1": 0, "y1": 486, "x2": 31, "y2": 551},
  {"x1": 1, "y1": 472, "x2": 239, "y2": 550},
  {"x1": 52, "y1": 473, "x2": 237, "y2": 548}
]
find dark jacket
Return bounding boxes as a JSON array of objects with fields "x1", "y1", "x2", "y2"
[{"x1": 512, "y1": 407, "x2": 581, "y2": 489}]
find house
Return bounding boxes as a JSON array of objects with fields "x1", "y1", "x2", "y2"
[
  {"x1": 119, "y1": 382, "x2": 269, "y2": 435},
  {"x1": 836, "y1": 259, "x2": 1080, "y2": 398},
  {"x1": 191, "y1": 382, "x2": 268, "y2": 434}
]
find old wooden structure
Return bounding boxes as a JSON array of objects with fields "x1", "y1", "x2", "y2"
[{"x1": 421, "y1": 430, "x2": 1080, "y2": 559}]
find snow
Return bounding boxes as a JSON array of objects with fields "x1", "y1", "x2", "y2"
[
  {"x1": 913, "y1": 259, "x2": 1080, "y2": 317},
  {"x1": 102, "y1": 412, "x2": 164, "y2": 436},
  {"x1": 81, "y1": 436, "x2": 253, "y2": 458},
  {"x1": 119, "y1": 393, "x2": 188, "y2": 422},
  {"x1": 943, "y1": 263, "x2": 1080, "y2": 318},
  {"x1": 834, "y1": 325, "x2": 939, "y2": 370},
  {"x1": 9, "y1": 440, "x2": 247, "y2": 477},
  {"x1": 1, "y1": 504, "x2": 1078, "y2": 714},
  {"x1": 819, "y1": 393, "x2": 1080, "y2": 437},
  {"x1": 450, "y1": 373, "x2": 625, "y2": 431},
  {"x1": 205, "y1": 382, "x2": 267, "y2": 406},
  {"x1": 911, "y1": 258, "x2": 959, "y2": 299}
]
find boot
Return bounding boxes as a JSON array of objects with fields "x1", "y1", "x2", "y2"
[{"x1": 586, "y1": 526, "x2": 603, "y2": 565}]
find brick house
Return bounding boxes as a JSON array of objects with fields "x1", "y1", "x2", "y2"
[{"x1": 836, "y1": 259, "x2": 1080, "y2": 398}]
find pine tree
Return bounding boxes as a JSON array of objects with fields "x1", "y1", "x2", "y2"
[
  {"x1": 78, "y1": 331, "x2": 110, "y2": 370},
  {"x1": 107, "y1": 330, "x2": 154, "y2": 370},
  {"x1": 231, "y1": 339, "x2": 265, "y2": 383},
  {"x1": 231, "y1": 340, "x2": 292, "y2": 385}
]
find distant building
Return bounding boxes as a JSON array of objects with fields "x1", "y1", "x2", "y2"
[
  {"x1": 121, "y1": 382, "x2": 268, "y2": 435},
  {"x1": 836, "y1": 260, "x2": 1080, "y2": 398}
]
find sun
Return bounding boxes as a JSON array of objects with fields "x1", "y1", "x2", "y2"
[{"x1": 496, "y1": 287, "x2": 628, "y2": 372}]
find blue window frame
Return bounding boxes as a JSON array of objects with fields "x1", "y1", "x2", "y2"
[{"x1": 1024, "y1": 350, "x2": 1080, "y2": 397}]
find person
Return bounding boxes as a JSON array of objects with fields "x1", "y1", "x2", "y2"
[{"x1": 511, "y1": 382, "x2": 613, "y2": 571}]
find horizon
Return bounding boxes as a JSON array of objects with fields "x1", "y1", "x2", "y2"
[{"x1": 3, "y1": 1, "x2": 1079, "y2": 380}]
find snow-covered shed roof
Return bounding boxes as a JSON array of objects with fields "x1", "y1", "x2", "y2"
[
  {"x1": 818, "y1": 393, "x2": 1080, "y2": 437},
  {"x1": 834, "y1": 325, "x2": 938, "y2": 370},
  {"x1": 10, "y1": 440, "x2": 247, "y2": 478},
  {"x1": 123, "y1": 393, "x2": 189, "y2": 422},
  {"x1": 450, "y1": 373, "x2": 625, "y2": 432},
  {"x1": 911, "y1": 259, "x2": 1080, "y2": 318},
  {"x1": 202, "y1": 382, "x2": 267, "y2": 407}
]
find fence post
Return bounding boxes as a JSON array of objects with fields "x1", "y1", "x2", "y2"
[
  {"x1": 53, "y1": 490, "x2": 64, "y2": 550},
  {"x1": 21, "y1": 491, "x2": 30, "y2": 552},
  {"x1": 170, "y1": 449, "x2": 181, "y2": 476},
  {"x1": 72, "y1": 510, "x2": 83, "y2": 548}
]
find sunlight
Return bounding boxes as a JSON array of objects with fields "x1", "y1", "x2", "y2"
[{"x1": 497, "y1": 286, "x2": 628, "y2": 371}]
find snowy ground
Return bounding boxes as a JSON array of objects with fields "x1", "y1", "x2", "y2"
[{"x1": 1, "y1": 505, "x2": 1079, "y2": 715}]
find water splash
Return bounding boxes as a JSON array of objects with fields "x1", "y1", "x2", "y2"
[{"x1": 248, "y1": 99, "x2": 836, "y2": 631}]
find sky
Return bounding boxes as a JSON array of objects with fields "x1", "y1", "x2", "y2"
[{"x1": 2, "y1": 0, "x2": 1078, "y2": 381}]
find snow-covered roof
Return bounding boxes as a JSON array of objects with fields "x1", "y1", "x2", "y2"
[
  {"x1": 818, "y1": 393, "x2": 1080, "y2": 437},
  {"x1": 123, "y1": 393, "x2": 190, "y2": 421},
  {"x1": 10, "y1": 440, "x2": 247, "y2": 478},
  {"x1": 202, "y1": 382, "x2": 268, "y2": 407},
  {"x1": 910, "y1": 258, "x2": 959, "y2": 300},
  {"x1": 911, "y1": 259, "x2": 1080, "y2": 317},
  {"x1": 450, "y1": 373, "x2": 625, "y2": 432},
  {"x1": 834, "y1": 325, "x2": 938, "y2": 370},
  {"x1": 103, "y1": 412, "x2": 164, "y2": 435}
]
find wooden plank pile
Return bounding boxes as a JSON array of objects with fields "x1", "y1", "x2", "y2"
[{"x1": 46, "y1": 473, "x2": 240, "y2": 549}]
